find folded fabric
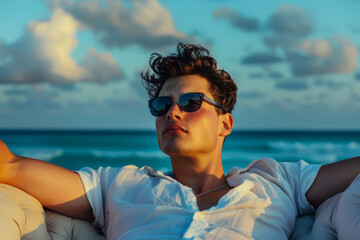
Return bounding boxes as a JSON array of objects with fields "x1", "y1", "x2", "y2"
[
  {"x1": 0, "y1": 184, "x2": 51, "y2": 240},
  {"x1": 0, "y1": 184, "x2": 104, "y2": 240},
  {"x1": 291, "y1": 173, "x2": 360, "y2": 240}
]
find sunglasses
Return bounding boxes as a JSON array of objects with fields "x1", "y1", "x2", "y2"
[{"x1": 148, "y1": 92, "x2": 224, "y2": 117}]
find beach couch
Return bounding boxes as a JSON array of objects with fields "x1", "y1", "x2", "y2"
[
  {"x1": 0, "y1": 184, "x2": 104, "y2": 240},
  {"x1": 1, "y1": 180, "x2": 359, "y2": 240}
]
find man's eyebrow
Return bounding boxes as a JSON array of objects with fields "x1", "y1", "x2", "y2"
[{"x1": 158, "y1": 93, "x2": 178, "y2": 97}]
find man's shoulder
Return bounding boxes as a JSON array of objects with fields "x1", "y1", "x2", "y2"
[
  {"x1": 246, "y1": 158, "x2": 312, "y2": 173},
  {"x1": 78, "y1": 165, "x2": 170, "y2": 181},
  {"x1": 228, "y1": 158, "x2": 312, "y2": 183},
  {"x1": 242, "y1": 158, "x2": 282, "y2": 173}
]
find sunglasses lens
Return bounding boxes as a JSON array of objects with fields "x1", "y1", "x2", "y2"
[
  {"x1": 149, "y1": 93, "x2": 205, "y2": 116},
  {"x1": 149, "y1": 97, "x2": 172, "y2": 116},
  {"x1": 179, "y1": 93, "x2": 202, "y2": 112}
]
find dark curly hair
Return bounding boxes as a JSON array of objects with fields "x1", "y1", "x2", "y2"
[{"x1": 141, "y1": 43, "x2": 238, "y2": 114}]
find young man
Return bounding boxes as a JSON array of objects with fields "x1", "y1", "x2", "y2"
[{"x1": 0, "y1": 43, "x2": 359, "y2": 239}]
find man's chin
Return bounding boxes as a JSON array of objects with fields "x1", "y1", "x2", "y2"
[{"x1": 161, "y1": 144, "x2": 192, "y2": 157}]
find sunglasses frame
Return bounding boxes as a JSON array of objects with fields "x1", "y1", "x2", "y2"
[{"x1": 148, "y1": 92, "x2": 224, "y2": 117}]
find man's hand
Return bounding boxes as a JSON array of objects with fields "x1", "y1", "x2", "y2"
[{"x1": 0, "y1": 139, "x2": 93, "y2": 221}]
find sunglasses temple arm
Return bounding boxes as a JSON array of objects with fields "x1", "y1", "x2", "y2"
[{"x1": 203, "y1": 95, "x2": 224, "y2": 111}]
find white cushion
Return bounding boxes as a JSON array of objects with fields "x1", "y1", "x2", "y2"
[
  {"x1": 0, "y1": 184, "x2": 51, "y2": 240},
  {"x1": 0, "y1": 184, "x2": 104, "y2": 240},
  {"x1": 45, "y1": 209, "x2": 105, "y2": 240}
]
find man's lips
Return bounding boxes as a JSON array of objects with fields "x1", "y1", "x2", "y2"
[{"x1": 163, "y1": 124, "x2": 187, "y2": 134}]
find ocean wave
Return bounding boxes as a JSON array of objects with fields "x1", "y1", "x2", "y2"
[
  {"x1": 268, "y1": 141, "x2": 360, "y2": 154},
  {"x1": 222, "y1": 148, "x2": 351, "y2": 165},
  {"x1": 12, "y1": 147, "x2": 65, "y2": 161},
  {"x1": 12, "y1": 146, "x2": 169, "y2": 162},
  {"x1": 90, "y1": 150, "x2": 168, "y2": 159}
]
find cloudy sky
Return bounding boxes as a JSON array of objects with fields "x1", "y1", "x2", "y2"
[{"x1": 0, "y1": 0, "x2": 359, "y2": 130}]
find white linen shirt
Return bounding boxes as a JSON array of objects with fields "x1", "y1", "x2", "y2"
[{"x1": 77, "y1": 158, "x2": 321, "y2": 240}]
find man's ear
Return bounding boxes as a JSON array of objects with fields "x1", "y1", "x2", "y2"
[{"x1": 220, "y1": 113, "x2": 233, "y2": 137}]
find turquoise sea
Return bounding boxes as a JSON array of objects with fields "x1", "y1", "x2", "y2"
[{"x1": 1, "y1": 130, "x2": 359, "y2": 173}]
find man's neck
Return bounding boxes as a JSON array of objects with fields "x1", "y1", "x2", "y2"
[{"x1": 170, "y1": 154, "x2": 227, "y2": 195}]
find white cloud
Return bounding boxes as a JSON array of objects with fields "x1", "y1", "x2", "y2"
[
  {"x1": 29, "y1": 8, "x2": 88, "y2": 80},
  {"x1": 82, "y1": 48, "x2": 122, "y2": 83},
  {"x1": 59, "y1": 0, "x2": 190, "y2": 49},
  {"x1": 289, "y1": 37, "x2": 358, "y2": 76},
  {"x1": 267, "y1": 4, "x2": 313, "y2": 37},
  {"x1": 263, "y1": 4, "x2": 358, "y2": 77},
  {"x1": 213, "y1": 7, "x2": 260, "y2": 32},
  {"x1": 300, "y1": 40, "x2": 333, "y2": 59},
  {"x1": 0, "y1": 7, "x2": 123, "y2": 84}
]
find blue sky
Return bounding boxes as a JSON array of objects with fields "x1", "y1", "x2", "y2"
[{"x1": 0, "y1": 0, "x2": 359, "y2": 130}]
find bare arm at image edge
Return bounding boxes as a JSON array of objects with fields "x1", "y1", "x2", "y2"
[
  {"x1": 0, "y1": 140, "x2": 94, "y2": 221},
  {"x1": 306, "y1": 156, "x2": 360, "y2": 208}
]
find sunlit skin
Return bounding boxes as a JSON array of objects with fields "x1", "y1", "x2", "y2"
[{"x1": 155, "y1": 75, "x2": 234, "y2": 210}]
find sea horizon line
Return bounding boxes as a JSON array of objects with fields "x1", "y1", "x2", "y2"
[{"x1": 1, "y1": 128, "x2": 360, "y2": 134}]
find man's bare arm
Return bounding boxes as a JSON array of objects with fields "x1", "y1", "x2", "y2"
[
  {"x1": 0, "y1": 140, "x2": 93, "y2": 221},
  {"x1": 306, "y1": 156, "x2": 360, "y2": 208}
]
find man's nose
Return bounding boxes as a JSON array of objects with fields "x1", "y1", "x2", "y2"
[{"x1": 166, "y1": 103, "x2": 183, "y2": 120}]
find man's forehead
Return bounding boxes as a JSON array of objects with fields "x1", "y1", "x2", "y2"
[{"x1": 159, "y1": 75, "x2": 212, "y2": 96}]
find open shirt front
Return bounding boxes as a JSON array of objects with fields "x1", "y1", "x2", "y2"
[{"x1": 77, "y1": 158, "x2": 320, "y2": 240}]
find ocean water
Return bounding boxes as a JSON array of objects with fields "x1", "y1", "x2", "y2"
[{"x1": 1, "y1": 130, "x2": 359, "y2": 173}]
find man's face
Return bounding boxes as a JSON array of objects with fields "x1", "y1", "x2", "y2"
[{"x1": 155, "y1": 75, "x2": 227, "y2": 158}]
